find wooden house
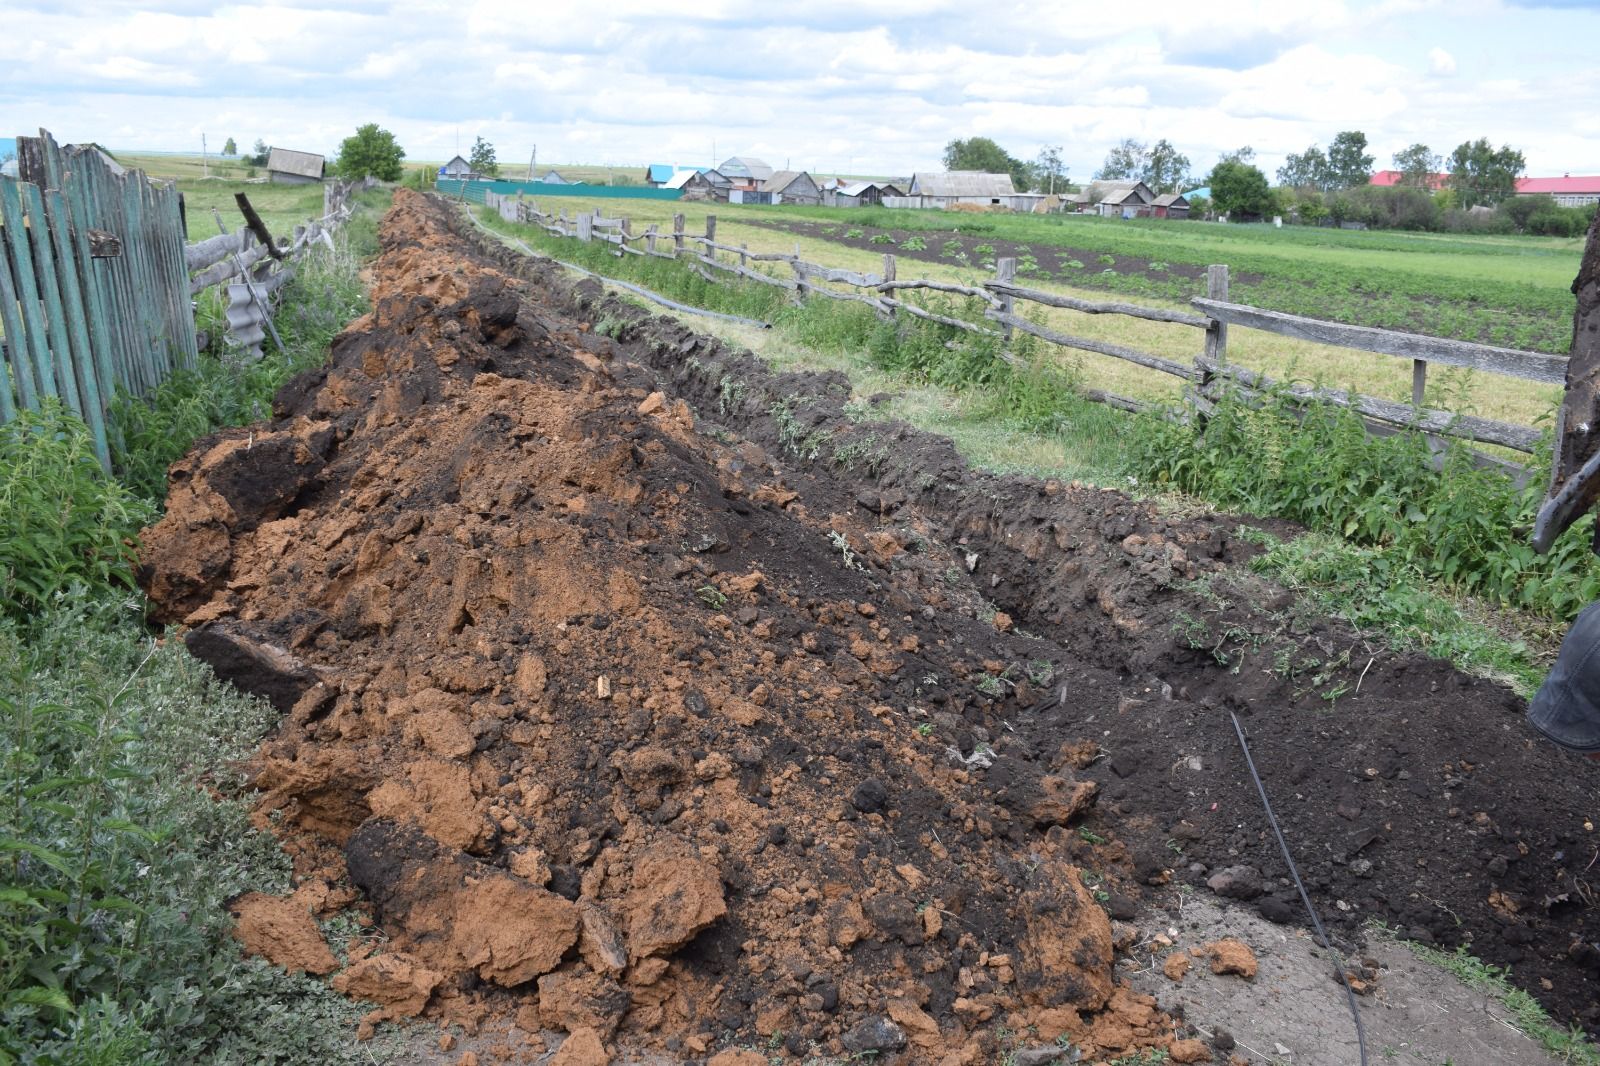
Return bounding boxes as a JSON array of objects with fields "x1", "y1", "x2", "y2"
[
  {"x1": 439, "y1": 155, "x2": 476, "y2": 181},
  {"x1": 540, "y1": 169, "x2": 580, "y2": 185},
  {"x1": 760, "y1": 170, "x2": 821, "y2": 206},
  {"x1": 833, "y1": 180, "x2": 904, "y2": 207},
  {"x1": 1152, "y1": 192, "x2": 1190, "y2": 219},
  {"x1": 717, "y1": 156, "x2": 774, "y2": 191},
  {"x1": 267, "y1": 147, "x2": 326, "y2": 185},
  {"x1": 665, "y1": 169, "x2": 720, "y2": 201},
  {"x1": 905, "y1": 171, "x2": 1016, "y2": 208},
  {"x1": 1083, "y1": 180, "x2": 1154, "y2": 217}
]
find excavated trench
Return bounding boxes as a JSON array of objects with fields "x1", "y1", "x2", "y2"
[{"x1": 139, "y1": 190, "x2": 1600, "y2": 1062}]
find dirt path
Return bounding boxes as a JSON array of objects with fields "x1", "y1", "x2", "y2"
[{"x1": 138, "y1": 191, "x2": 1599, "y2": 1064}]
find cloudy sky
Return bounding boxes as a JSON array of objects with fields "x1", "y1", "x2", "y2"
[{"x1": 3, "y1": 0, "x2": 1597, "y2": 181}]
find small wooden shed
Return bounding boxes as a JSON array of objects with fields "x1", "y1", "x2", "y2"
[
  {"x1": 1152, "y1": 192, "x2": 1190, "y2": 219},
  {"x1": 760, "y1": 170, "x2": 821, "y2": 206}
]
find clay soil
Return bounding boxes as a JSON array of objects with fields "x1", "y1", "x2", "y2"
[{"x1": 140, "y1": 190, "x2": 1600, "y2": 1062}]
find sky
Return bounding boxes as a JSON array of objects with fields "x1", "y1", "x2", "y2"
[{"x1": 2, "y1": 0, "x2": 1598, "y2": 182}]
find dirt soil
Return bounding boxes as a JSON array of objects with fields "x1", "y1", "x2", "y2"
[
  {"x1": 738, "y1": 218, "x2": 1260, "y2": 292},
  {"x1": 139, "y1": 190, "x2": 1600, "y2": 1062}
]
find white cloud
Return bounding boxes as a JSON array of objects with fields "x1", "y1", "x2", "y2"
[{"x1": 1, "y1": 0, "x2": 1596, "y2": 178}]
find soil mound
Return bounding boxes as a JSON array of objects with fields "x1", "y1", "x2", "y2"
[{"x1": 141, "y1": 190, "x2": 1188, "y2": 1061}]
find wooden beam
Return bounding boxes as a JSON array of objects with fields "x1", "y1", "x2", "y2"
[
  {"x1": 1191, "y1": 296, "x2": 1567, "y2": 385},
  {"x1": 987, "y1": 310, "x2": 1196, "y2": 379},
  {"x1": 988, "y1": 280, "x2": 1210, "y2": 327}
]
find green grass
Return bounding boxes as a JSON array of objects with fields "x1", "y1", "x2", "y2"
[
  {"x1": 1405, "y1": 941, "x2": 1600, "y2": 1065},
  {"x1": 0, "y1": 188, "x2": 393, "y2": 1063}
]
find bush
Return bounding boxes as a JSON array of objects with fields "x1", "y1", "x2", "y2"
[
  {"x1": 0, "y1": 404, "x2": 153, "y2": 622},
  {"x1": 1127, "y1": 386, "x2": 1600, "y2": 619}
]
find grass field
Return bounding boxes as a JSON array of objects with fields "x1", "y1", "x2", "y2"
[
  {"x1": 112, "y1": 154, "x2": 345, "y2": 241},
  {"x1": 499, "y1": 193, "x2": 1575, "y2": 435}
]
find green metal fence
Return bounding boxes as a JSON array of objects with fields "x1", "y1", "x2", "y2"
[
  {"x1": 1, "y1": 131, "x2": 197, "y2": 467},
  {"x1": 434, "y1": 178, "x2": 684, "y2": 204}
]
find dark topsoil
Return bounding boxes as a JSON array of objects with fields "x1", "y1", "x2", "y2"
[
  {"x1": 140, "y1": 192, "x2": 1600, "y2": 1059},
  {"x1": 470, "y1": 220, "x2": 1600, "y2": 1031},
  {"x1": 738, "y1": 218, "x2": 1259, "y2": 292}
]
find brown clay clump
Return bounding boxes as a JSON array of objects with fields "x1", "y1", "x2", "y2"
[
  {"x1": 140, "y1": 190, "x2": 1179, "y2": 1061},
  {"x1": 1202, "y1": 939, "x2": 1259, "y2": 979}
]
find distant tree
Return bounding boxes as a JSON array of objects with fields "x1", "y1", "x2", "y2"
[
  {"x1": 1096, "y1": 138, "x2": 1146, "y2": 181},
  {"x1": 1326, "y1": 130, "x2": 1374, "y2": 188},
  {"x1": 1501, "y1": 192, "x2": 1548, "y2": 232},
  {"x1": 942, "y1": 137, "x2": 1014, "y2": 174},
  {"x1": 335, "y1": 123, "x2": 405, "y2": 182},
  {"x1": 1144, "y1": 139, "x2": 1191, "y2": 194},
  {"x1": 1217, "y1": 146, "x2": 1256, "y2": 167},
  {"x1": 1393, "y1": 143, "x2": 1441, "y2": 188},
  {"x1": 1208, "y1": 161, "x2": 1272, "y2": 220},
  {"x1": 222, "y1": 136, "x2": 237, "y2": 157},
  {"x1": 1034, "y1": 144, "x2": 1068, "y2": 195},
  {"x1": 469, "y1": 136, "x2": 500, "y2": 178},
  {"x1": 249, "y1": 138, "x2": 269, "y2": 166},
  {"x1": 1277, "y1": 144, "x2": 1330, "y2": 191},
  {"x1": 1448, "y1": 138, "x2": 1525, "y2": 208}
]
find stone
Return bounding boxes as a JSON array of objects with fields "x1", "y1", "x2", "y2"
[
  {"x1": 1205, "y1": 865, "x2": 1263, "y2": 901},
  {"x1": 841, "y1": 1016, "x2": 907, "y2": 1055}
]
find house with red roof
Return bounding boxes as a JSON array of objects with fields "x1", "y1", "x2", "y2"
[
  {"x1": 1515, "y1": 175, "x2": 1600, "y2": 208},
  {"x1": 1367, "y1": 169, "x2": 1448, "y2": 190}
]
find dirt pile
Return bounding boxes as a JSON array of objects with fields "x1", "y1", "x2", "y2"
[{"x1": 141, "y1": 190, "x2": 1192, "y2": 1061}]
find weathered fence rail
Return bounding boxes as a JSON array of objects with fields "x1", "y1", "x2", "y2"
[
  {"x1": 1, "y1": 129, "x2": 374, "y2": 467},
  {"x1": 478, "y1": 192, "x2": 1567, "y2": 465}
]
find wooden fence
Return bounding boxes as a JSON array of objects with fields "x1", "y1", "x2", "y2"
[
  {"x1": 483, "y1": 191, "x2": 1565, "y2": 467},
  {"x1": 1, "y1": 129, "x2": 371, "y2": 467}
]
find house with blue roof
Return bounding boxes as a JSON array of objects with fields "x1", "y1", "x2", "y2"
[{"x1": 644, "y1": 163, "x2": 708, "y2": 187}]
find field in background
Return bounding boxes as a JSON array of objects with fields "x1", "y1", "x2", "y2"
[{"x1": 509, "y1": 193, "x2": 1572, "y2": 432}]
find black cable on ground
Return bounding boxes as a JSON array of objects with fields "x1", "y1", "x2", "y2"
[
  {"x1": 1229, "y1": 710, "x2": 1369, "y2": 1066},
  {"x1": 463, "y1": 208, "x2": 773, "y2": 330}
]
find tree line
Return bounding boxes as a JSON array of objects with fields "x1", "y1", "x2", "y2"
[{"x1": 940, "y1": 130, "x2": 1591, "y2": 235}]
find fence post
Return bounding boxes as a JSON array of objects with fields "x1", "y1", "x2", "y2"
[
  {"x1": 1203, "y1": 264, "x2": 1229, "y2": 367},
  {"x1": 646, "y1": 223, "x2": 657, "y2": 255},
  {"x1": 882, "y1": 253, "x2": 896, "y2": 321},
  {"x1": 739, "y1": 243, "x2": 748, "y2": 271},
  {"x1": 620, "y1": 217, "x2": 632, "y2": 258},
  {"x1": 995, "y1": 257, "x2": 1016, "y2": 342},
  {"x1": 1412, "y1": 359, "x2": 1427, "y2": 407},
  {"x1": 673, "y1": 213, "x2": 685, "y2": 258},
  {"x1": 788, "y1": 243, "x2": 807, "y2": 304},
  {"x1": 705, "y1": 215, "x2": 716, "y2": 247}
]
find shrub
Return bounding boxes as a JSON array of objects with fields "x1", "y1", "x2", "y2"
[
  {"x1": 902, "y1": 236, "x2": 927, "y2": 251},
  {"x1": 0, "y1": 404, "x2": 153, "y2": 622},
  {"x1": 868, "y1": 233, "x2": 896, "y2": 245}
]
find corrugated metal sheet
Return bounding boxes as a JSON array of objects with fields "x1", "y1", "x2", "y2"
[
  {"x1": 718, "y1": 157, "x2": 773, "y2": 182},
  {"x1": 268, "y1": 147, "x2": 325, "y2": 179},
  {"x1": 909, "y1": 171, "x2": 1015, "y2": 197}
]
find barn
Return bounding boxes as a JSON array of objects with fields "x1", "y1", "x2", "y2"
[
  {"x1": 268, "y1": 147, "x2": 326, "y2": 185},
  {"x1": 664, "y1": 168, "x2": 720, "y2": 201},
  {"x1": 834, "y1": 180, "x2": 904, "y2": 207},
  {"x1": 1152, "y1": 192, "x2": 1190, "y2": 219},
  {"x1": 718, "y1": 156, "x2": 774, "y2": 190},
  {"x1": 760, "y1": 170, "x2": 821, "y2": 206},
  {"x1": 1083, "y1": 180, "x2": 1154, "y2": 217},
  {"x1": 905, "y1": 171, "x2": 1016, "y2": 208}
]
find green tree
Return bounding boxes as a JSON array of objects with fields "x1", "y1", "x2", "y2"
[
  {"x1": 942, "y1": 136, "x2": 1014, "y2": 174},
  {"x1": 249, "y1": 138, "x2": 268, "y2": 166},
  {"x1": 1144, "y1": 139, "x2": 1191, "y2": 194},
  {"x1": 335, "y1": 123, "x2": 405, "y2": 182},
  {"x1": 1096, "y1": 138, "x2": 1146, "y2": 181},
  {"x1": 1208, "y1": 160, "x2": 1272, "y2": 220},
  {"x1": 221, "y1": 136, "x2": 237, "y2": 156},
  {"x1": 1448, "y1": 137, "x2": 1525, "y2": 208},
  {"x1": 469, "y1": 136, "x2": 500, "y2": 178},
  {"x1": 1326, "y1": 130, "x2": 1374, "y2": 188},
  {"x1": 1393, "y1": 143, "x2": 1440, "y2": 188},
  {"x1": 1277, "y1": 144, "x2": 1330, "y2": 190},
  {"x1": 1034, "y1": 144, "x2": 1067, "y2": 195},
  {"x1": 1217, "y1": 146, "x2": 1256, "y2": 168},
  {"x1": 1501, "y1": 192, "x2": 1548, "y2": 232}
]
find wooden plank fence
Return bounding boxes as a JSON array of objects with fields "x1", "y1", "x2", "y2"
[
  {"x1": 480, "y1": 191, "x2": 1568, "y2": 468},
  {"x1": 1, "y1": 128, "x2": 372, "y2": 467}
]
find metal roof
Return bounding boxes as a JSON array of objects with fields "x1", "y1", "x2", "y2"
[
  {"x1": 760, "y1": 170, "x2": 812, "y2": 194},
  {"x1": 718, "y1": 156, "x2": 774, "y2": 182},
  {"x1": 267, "y1": 147, "x2": 325, "y2": 179},
  {"x1": 1517, "y1": 175, "x2": 1600, "y2": 194},
  {"x1": 663, "y1": 169, "x2": 702, "y2": 190},
  {"x1": 909, "y1": 171, "x2": 1016, "y2": 197}
]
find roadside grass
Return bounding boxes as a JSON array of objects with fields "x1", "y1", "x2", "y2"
[
  {"x1": 504, "y1": 193, "x2": 1565, "y2": 434},
  {"x1": 0, "y1": 190, "x2": 394, "y2": 1063},
  {"x1": 1401, "y1": 939, "x2": 1600, "y2": 1065},
  {"x1": 472, "y1": 200, "x2": 1562, "y2": 692}
]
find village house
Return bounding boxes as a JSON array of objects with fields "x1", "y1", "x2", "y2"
[
  {"x1": 438, "y1": 155, "x2": 476, "y2": 181},
  {"x1": 717, "y1": 156, "x2": 774, "y2": 193},
  {"x1": 1080, "y1": 179, "x2": 1155, "y2": 217},
  {"x1": 539, "y1": 169, "x2": 581, "y2": 185},
  {"x1": 267, "y1": 147, "x2": 325, "y2": 185},
  {"x1": 1516, "y1": 175, "x2": 1600, "y2": 208},
  {"x1": 905, "y1": 171, "x2": 1015, "y2": 208},
  {"x1": 831, "y1": 180, "x2": 905, "y2": 207},
  {"x1": 664, "y1": 168, "x2": 723, "y2": 201},
  {"x1": 1368, "y1": 169, "x2": 1449, "y2": 191},
  {"x1": 758, "y1": 170, "x2": 821, "y2": 206},
  {"x1": 645, "y1": 163, "x2": 709, "y2": 187},
  {"x1": 1152, "y1": 192, "x2": 1190, "y2": 219}
]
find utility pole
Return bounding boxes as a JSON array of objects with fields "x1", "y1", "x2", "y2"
[
  {"x1": 202, "y1": 133, "x2": 208, "y2": 178},
  {"x1": 528, "y1": 145, "x2": 536, "y2": 181}
]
